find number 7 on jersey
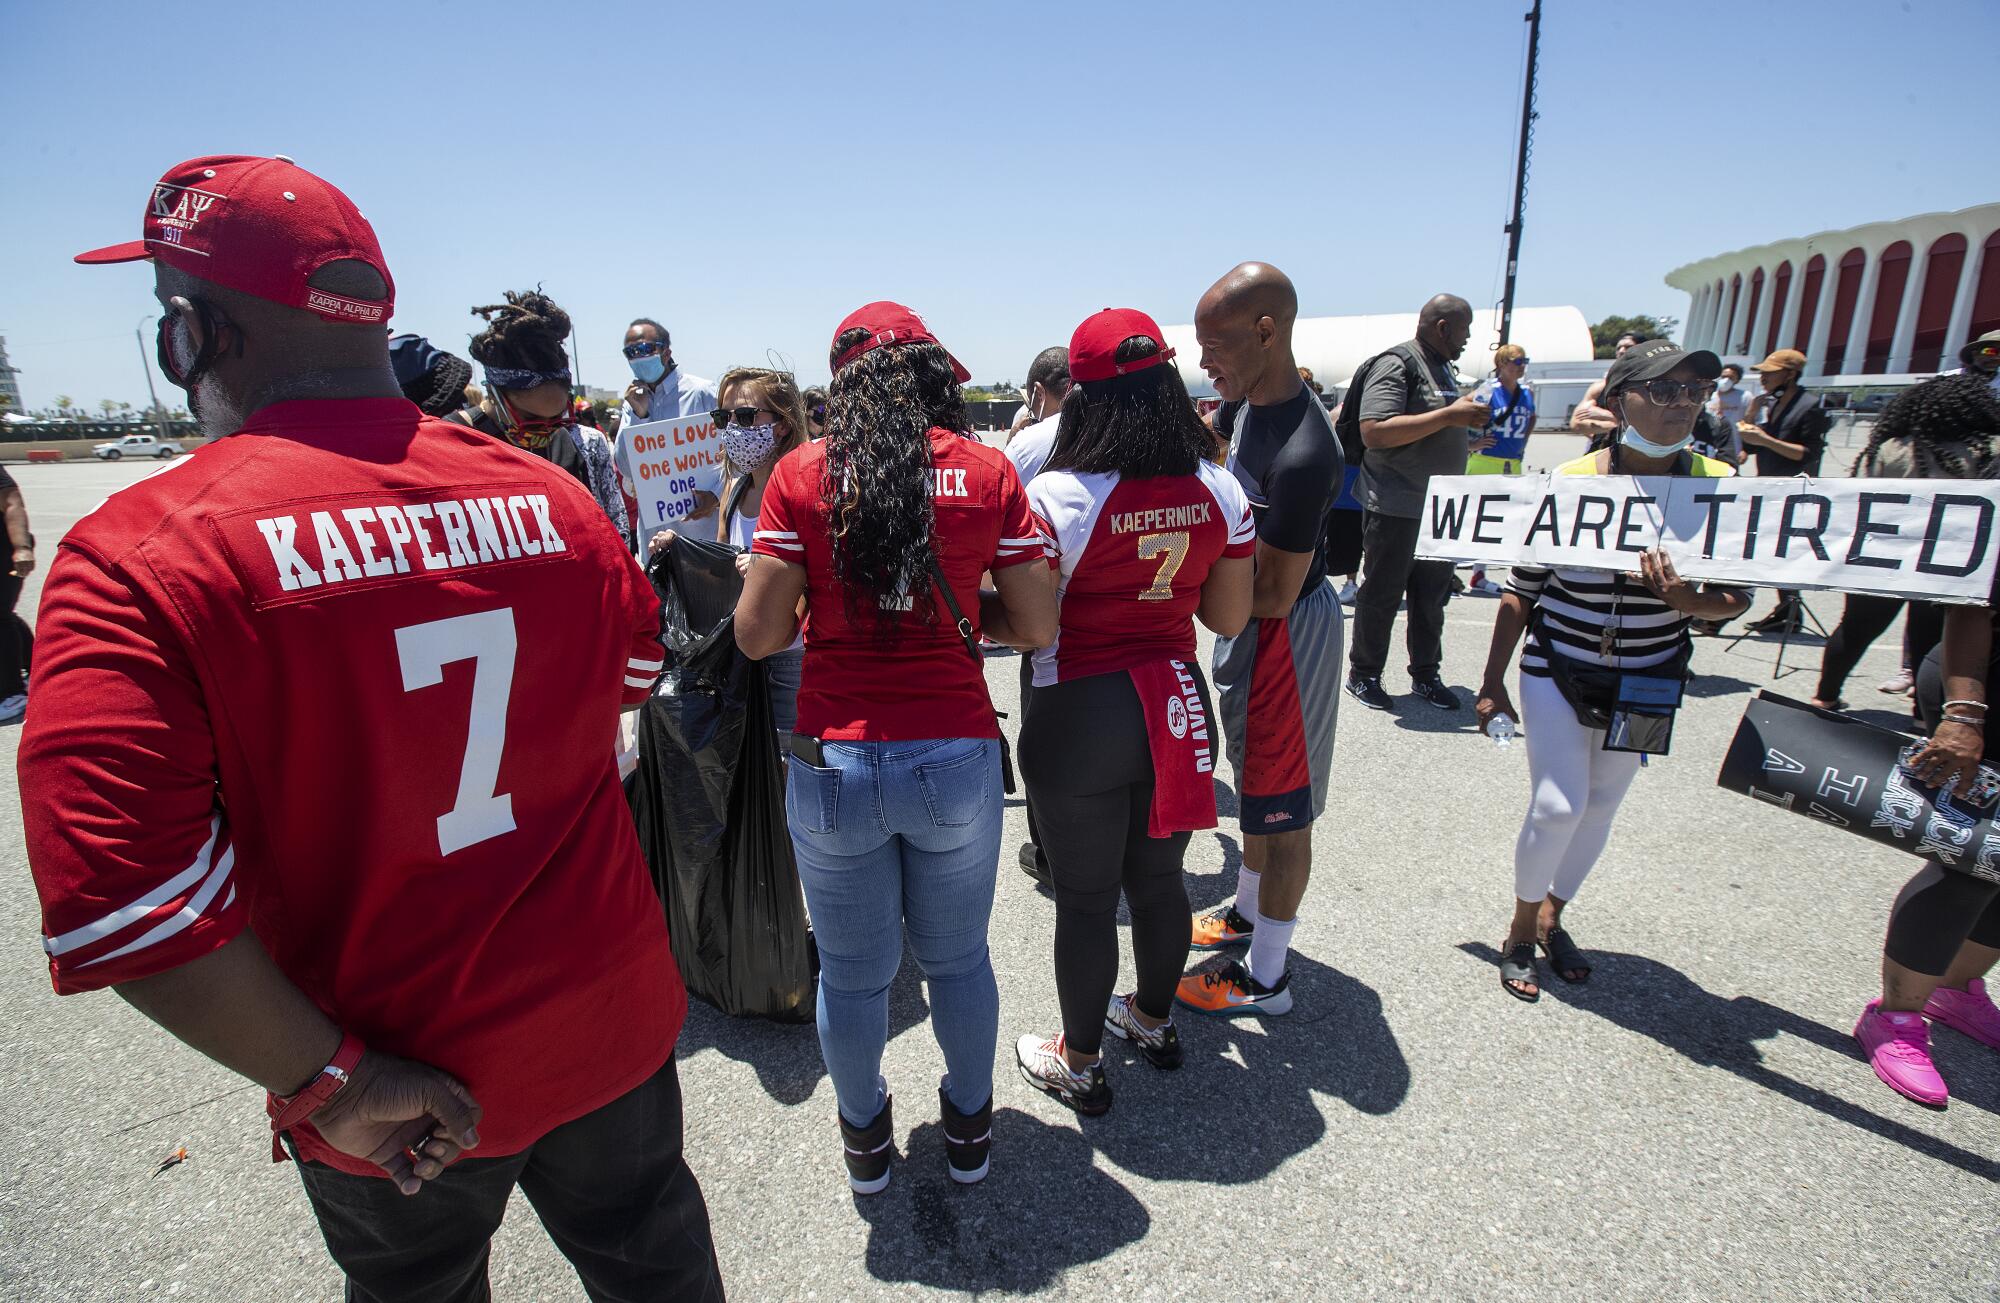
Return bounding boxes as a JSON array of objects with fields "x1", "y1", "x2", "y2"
[
  {"x1": 396, "y1": 609, "x2": 519, "y2": 856},
  {"x1": 1136, "y1": 530, "x2": 1190, "y2": 601}
]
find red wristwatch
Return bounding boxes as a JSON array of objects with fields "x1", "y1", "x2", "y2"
[{"x1": 270, "y1": 1032, "x2": 365, "y2": 1159}]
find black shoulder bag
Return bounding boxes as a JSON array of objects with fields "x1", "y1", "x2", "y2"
[{"x1": 928, "y1": 553, "x2": 1018, "y2": 794}]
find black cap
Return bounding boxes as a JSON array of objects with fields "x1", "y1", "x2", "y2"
[
  {"x1": 388, "y1": 334, "x2": 475, "y2": 417},
  {"x1": 1604, "y1": 338, "x2": 1721, "y2": 396}
]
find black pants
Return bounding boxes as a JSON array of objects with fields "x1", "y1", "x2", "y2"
[
  {"x1": 0, "y1": 572, "x2": 26, "y2": 694},
  {"x1": 296, "y1": 1056, "x2": 722, "y2": 1303},
  {"x1": 1020, "y1": 669, "x2": 1198, "y2": 1055},
  {"x1": 1323, "y1": 506, "x2": 1364, "y2": 578},
  {"x1": 1351, "y1": 510, "x2": 1451, "y2": 679},
  {"x1": 1883, "y1": 648, "x2": 2000, "y2": 974},
  {"x1": 1019, "y1": 654, "x2": 1048, "y2": 874},
  {"x1": 1815, "y1": 595, "x2": 1942, "y2": 701}
]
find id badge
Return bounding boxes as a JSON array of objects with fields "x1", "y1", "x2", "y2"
[{"x1": 1603, "y1": 674, "x2": 1682, "y2": 756}]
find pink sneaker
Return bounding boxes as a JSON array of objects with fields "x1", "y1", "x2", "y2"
[
  {"x1": 1853, "y1": 1000, "x2": 1948, "y2": 1106},
  {"x1": 1924, "y1": 977, "x2": 2000, "y2": 1051}
]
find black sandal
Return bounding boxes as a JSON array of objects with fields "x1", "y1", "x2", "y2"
[
  {"x1": 1499, "y1": 940, "x2": 1541, "y2": 1002},
  {"x1": 1541, "y1": 928, "x2": 1592, "y2": 984}
]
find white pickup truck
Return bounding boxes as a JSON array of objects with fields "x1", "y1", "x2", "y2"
[{"x1": 91, "y1": 433, "x2": 184, "y2": 460}]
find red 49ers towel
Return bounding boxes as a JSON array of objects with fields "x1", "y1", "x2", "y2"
[{"x1": 1129, "y1": 658, "x2": 1218, "y2": 837}]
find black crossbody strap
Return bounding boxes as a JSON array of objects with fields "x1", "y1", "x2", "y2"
[{"x1": 928, "y1": 552, "x2": 984, "y2": 666}]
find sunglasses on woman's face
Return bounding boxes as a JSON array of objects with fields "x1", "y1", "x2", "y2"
[
  {"x1": 622, "y1": 339, "x2": 668, "y2": 360},
  {"x1": 1637, "y1": 379, "x2": 1717, "y2": 405},
  {"x1": 710, "y1": 406, "x2": 774, "y2": 428},
  {"x1": 810, "y1": 405, "x2": 827, "y2": 423}
]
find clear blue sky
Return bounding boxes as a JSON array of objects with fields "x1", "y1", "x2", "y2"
[{"x1": 2, "y1": 0, "x2": 1992, "y2": 411}]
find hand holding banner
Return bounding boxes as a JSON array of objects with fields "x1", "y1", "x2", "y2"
[{"x1": 1417, "y1": 474, "x2": 2000, "y2": 603}]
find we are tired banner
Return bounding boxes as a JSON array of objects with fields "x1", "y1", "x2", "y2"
[{"x1": 1416, "y1": 474, "x2": 2000, "y2": 603}]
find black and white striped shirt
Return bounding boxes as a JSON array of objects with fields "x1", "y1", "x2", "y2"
[{"x1": 1509, "y1": 566, "x2": 1707, "y2": 677}]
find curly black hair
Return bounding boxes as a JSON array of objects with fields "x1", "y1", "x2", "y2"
[
  {"x1": 1045, "y1": 337, "x2": 1212, "y2": 479},
  {"x1": 468, "y1": 288, "x2": 572, "y2": 374},
  {"x1": 1856, "y1": 372, "x2": 2000, "y2": 478},
  {"x1": 821, "y1": 332, "x2": 970, "y2": 640}
]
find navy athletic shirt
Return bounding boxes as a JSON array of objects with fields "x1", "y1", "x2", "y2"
[{"x1": 1226, "y1": 385, "x2": 1343, "y2": 606}]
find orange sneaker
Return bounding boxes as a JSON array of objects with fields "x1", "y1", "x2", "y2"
[
  {"x1": 1190, "y1": 905, "x2": 1254, "y2": 951},
  {"x1": 1175, "y1": 959, "x2": 1292, "y2": 1017}
]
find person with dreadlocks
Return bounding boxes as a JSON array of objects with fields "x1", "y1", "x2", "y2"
[
  {"x1": 1854, "y1": 370, "x2": 2000, "y2": 1106},
  {"x1": 733, "y1": 302, "x2": 1056, "y2": 1195},
  {"x1": 1808, "y1": 373, "x2": 2000, "y2": 711},
  {"x1": 1008, "y1": 309, "x2": 1254, "y2": 1114},
  {"x1": 462, "y1": 290, "x2": 628, "y2": 538}
]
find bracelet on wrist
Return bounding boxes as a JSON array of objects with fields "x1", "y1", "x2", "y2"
[
  {"x1": 1942, "y1": 714, "x2": 1987, "y2": 728},
  {"x1": 1943, "y1": 699, "x2": 1987, "y2": 714}
]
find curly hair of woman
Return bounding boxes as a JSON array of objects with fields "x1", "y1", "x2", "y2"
[
  {"x1": 1855, "y1": 372, "x2": 2000, "y2": 479},
  {"x1": 820, "y1": 330, "x2": 970, "y2": 638}
]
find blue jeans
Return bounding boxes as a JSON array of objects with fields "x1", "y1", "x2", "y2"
[{"x1": 785, "y1": 737, "x2": 1002, "y2": 1124}]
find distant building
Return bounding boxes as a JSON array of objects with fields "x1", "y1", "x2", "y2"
[
  {"x1": 1667, "y1": 202, "x2": 2000, "y2": 378},
  {"x1": 0, "y1": 336, "x2": 21, "y2": 415}
]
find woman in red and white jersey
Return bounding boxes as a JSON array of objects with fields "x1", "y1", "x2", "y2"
[
  {"x1": 734, "y1": 302, "x2": 1056, "y2": 1194},
  {"x1": 1011, "y1": 309, "x2": 1255, "y2": 1114}
]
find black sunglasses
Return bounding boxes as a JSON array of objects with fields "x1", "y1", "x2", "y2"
[
  {"x1": 810, "y1": 404, "x2": 827, "y2": 423},
  {"x1": 622, "y1": 339, "x2": 669, "y2": 360},
  {"x1": 1635, "y1": 379, "x2": 1717, "y2": 405},
  {"x1": 710, "y1": 406, "x2": 774, "y2": 428}
]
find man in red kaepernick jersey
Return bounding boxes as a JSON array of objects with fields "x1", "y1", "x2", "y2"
[{"x1": 24, "y1": 156, "x2": 722, "y2": 1303}]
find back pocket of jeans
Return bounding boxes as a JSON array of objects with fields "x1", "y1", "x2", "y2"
[
  {"x1": 785, "y1": 755, "x2": 840, "y2": 834},
  {"x1": 913, "y1": 742, "x2": 991, "y2": 828}
]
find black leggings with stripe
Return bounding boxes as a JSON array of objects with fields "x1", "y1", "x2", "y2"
[{"x1": 1020, "y1": 667, "x2": 1203, "y2": 1056}]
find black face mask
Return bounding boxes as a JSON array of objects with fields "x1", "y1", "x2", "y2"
[{"x1": 157, "y1": 301, "x2": 244, "y2": 428}]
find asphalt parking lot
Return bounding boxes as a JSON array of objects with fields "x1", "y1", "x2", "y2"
[{"x1": 0, "y1": 450, "x2": 1992, "y2": 1302}]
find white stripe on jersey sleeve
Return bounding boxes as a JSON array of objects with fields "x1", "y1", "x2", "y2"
[
  {"x1": 1198, "y1": 459, "x2": 1259, "y2": 547},
  {"x1": 43, "y1": 813, "x2": 224, "y2": 957},
  {"x1": 78, "y1": 845, "x2": 236, "y2": 970},
  {"x1": 627, "y1": 655, "x2": 665, "y2": 673}
]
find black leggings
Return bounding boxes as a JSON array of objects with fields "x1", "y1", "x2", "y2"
[
  {"x1": 1019, "y1": 667, "x2": 1203, "y2": 1055},
  {"x1": 1815, "y1": 594, "x2": 1942, "y2": 702},
  {"x1": 1882, "y1": 644, "x2": 2000, "y2": 974}
]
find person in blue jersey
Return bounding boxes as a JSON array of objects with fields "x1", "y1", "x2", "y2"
[{"x1": 1464, "y1": 343, "x2": 1536, "y2": 594}]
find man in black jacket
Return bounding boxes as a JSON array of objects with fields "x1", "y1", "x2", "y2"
[{"x1": 1738, "y1": 348, "x2": 1830, "y2": 633}]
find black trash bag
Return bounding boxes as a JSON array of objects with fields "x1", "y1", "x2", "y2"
[{"x1": 630, "y1": 538, "x2": 815, "y2": 1022}]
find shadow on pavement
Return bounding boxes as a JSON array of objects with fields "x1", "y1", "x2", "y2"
[
  {"x1": 1682, "y1": 671, "x2": 1760, "y2": 699},
  {"x1": 857, "y1": 1107, "x2": 1148, "y2": 1291},
  {"x1": 676, "y1": 955, "x2": 930, "y2": 1106},
  {"x1": 1076, "y1": 952, "x2": 1409, "y2": 1185},
  {"x1": 1458, "y1": 942, "x2": 1999, "y2": 1180}
]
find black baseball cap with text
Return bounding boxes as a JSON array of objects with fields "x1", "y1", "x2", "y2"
[{"x1": 1604, "y1": 339, "x2": 1721, "y2": 394}]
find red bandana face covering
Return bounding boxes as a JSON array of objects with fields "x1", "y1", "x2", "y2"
[{"x1": 496, "y1": 392, "x2": 568, "y2": 450}]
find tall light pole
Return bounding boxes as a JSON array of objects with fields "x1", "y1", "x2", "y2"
[
  {"x1": 136, "y1": 315, "x2": 167, "y2": 438},
  {"x1": 1497, "y1": 0, "x2": 1542, "y2": 348}
]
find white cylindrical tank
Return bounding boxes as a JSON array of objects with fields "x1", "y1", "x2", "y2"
[{"x1": 1163, "y1": 305, "x2": 1594, "y2": 395}]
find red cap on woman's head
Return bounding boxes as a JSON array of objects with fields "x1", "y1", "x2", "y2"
[
  {"x1": 75, "y1": 154, "x2": 394, "y2": 326},
  {"x1": 1068, "y1": 308, "x2": 1176, "y2": 383},
  {"x1": 830, "y1": 301, "x2": 970, "y2": 382}
]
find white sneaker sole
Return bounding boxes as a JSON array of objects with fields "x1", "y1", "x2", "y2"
[{"x1": 947, "y1": 1157, "x2": 989, "y2": 1185}]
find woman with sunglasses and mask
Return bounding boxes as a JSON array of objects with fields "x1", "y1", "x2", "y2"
[
  {"x1": 734, "y1": 302, "x2": 1056, "y2": 1195},
  {"x1": 1010, "y1": 310, "x2": 1254, "y2": 1113},
  {"x1": 707, "y1": 368, "x2": 812, "y2": 734},
  {"x1": 463, "y1": 290, "x2": 627, "y2": 537},
  {"x1": 1476, "y1": 342, "x2": 1750, "y2": 1002},
  {"x1": 801, "y1": 386, "x2": 829, "y2": 440}
]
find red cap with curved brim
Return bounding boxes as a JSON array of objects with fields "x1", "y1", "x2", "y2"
[
  {"x1": 1069, "y1": 307, "x2": 1176, "y2": 384},
  {"x1": 75, "y1": 154, "x2": 394, "y2": 326},
  {"x1": 830, "y1": 301, "x2": 970, "y2": 383}
]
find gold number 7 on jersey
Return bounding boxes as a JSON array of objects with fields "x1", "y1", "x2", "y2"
[{"x1": 1136, "y1": 530, "x2": 1190, "y2": 601}]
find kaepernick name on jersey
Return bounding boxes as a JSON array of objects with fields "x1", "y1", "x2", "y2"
[{"x1": 224, "y1": 488, "x2": 576, "y2": 608}]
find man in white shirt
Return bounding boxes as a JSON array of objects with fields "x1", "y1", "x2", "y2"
[
  {"x1": 1002, "y1": 346, "x2": 1072, "y2": 482},
  {"x1": 617, "y1": 317, "x2": 720, "y2": 543}
]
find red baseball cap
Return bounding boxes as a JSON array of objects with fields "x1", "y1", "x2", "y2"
[
  {"x1": 830, "y1": 301, "x2": 970, "y2": 383},
  {"x1": 75, "y1": 154, "x2": 395, "y2": 326},
  {"x1": 1069, "y1": 308, "x2": 1175, "y2": 383}
]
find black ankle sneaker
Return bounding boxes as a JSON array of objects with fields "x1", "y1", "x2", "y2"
[
  {"x1": 1411, "y1": 676, "x2": 1460, "y2": 710},
  {"x1": 839, "y1": 1096, "x2": 895, "y2": 1195},
  {"x1": 939, "y1": 1085, "x2": 992, "y2": 1185},
  {"x1": 1346, "y1": 673, "x2": 1394, "y2": 711}
]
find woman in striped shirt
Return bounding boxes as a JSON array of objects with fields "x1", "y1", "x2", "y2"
[{"x1": 1476, "y1": 342, "x2": 1750, "y2": 1001}]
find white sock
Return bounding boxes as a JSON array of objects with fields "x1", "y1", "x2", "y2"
[
  {"x1": 1247, "y1": 911, "x2": 1297, "y2": 987},
  {"x1": 1234, "y1": 868, "x2": 1262, "y2": 920}
]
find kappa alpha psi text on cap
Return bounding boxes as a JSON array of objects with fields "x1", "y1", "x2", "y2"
[{"x1": 75, "y1": 155, "x2": 395, "y2": 326}]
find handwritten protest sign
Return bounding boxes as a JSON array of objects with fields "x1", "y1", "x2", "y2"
[
  {"x1": 624, "y1": 414, "x2": 724, "y2": 537},
  {"x1": 1416, "y1": 474, "x2": 2000, "y2": 603}
]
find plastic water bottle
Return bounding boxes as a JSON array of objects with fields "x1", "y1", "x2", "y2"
[{"x1": 1487, "y1": 713, "x2": 1517, "y2": 750}]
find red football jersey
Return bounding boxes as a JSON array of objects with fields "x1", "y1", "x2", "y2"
[
  {"x1": 20, "y1": 398, "x2": 683, "y2": 1177},
  {"x1": 1027, "y1": 462, "x2": 1255, "y2": 685},
  {"x1": 751, "y1": 428, "x2": 1048, "y2": 740}
]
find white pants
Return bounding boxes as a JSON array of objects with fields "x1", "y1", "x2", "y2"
[{"x1": 1513, "y1": 671, "x2": 1644, "y2": 904}]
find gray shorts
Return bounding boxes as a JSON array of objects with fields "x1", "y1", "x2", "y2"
[{"x1": 1213, "y1": 579, "x2": 1342, "y2": 833}]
